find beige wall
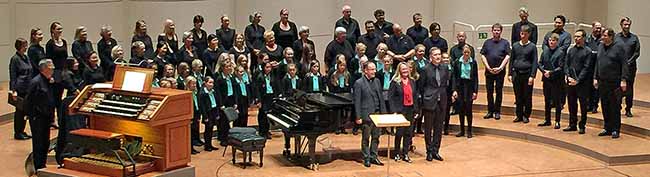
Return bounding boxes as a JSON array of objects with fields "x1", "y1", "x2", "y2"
[{"x1": 1, "y1": 0, "x2": 648, "y2": 82}]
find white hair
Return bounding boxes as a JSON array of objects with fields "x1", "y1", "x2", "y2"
[
  {"x1": 335, "y1": 27, "x2": 346, "y2": 35},
  {"x1": 299, "y1": 26, "x2": 310, "y2": 33},
  {"x1": 182, "y1": 31, "x2": 192, "y2": 41}
]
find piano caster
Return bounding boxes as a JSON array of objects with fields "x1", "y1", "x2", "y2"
[
  {"x1": 309, "y1": 163, "x2": 319, "y2": 171},
  {"x1": 282, "y1": 149, "x2": 291, "y2": 157}
]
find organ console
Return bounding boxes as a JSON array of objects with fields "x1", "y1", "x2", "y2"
[{"x1": 54, "y1": 65, "x2": 194, "y2": 177}]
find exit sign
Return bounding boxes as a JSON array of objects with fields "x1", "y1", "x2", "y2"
[{"x1": 478, "y1": 32, "x2": 488, "y2": 40}]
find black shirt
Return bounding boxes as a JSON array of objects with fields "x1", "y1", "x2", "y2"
[
  {"x1": 293, "y1": 39, "x2": 316, "y2": 62},
  {"x1": 28, "y1": 44, "x2": 46, "y2": 71},
  {"x1": 375, "y1": 21, "x2": 394, "y2": 36},
  {"x1": 82, "y1": 66, "x2": 106, "y2": 85},
  {"x1": 261, "y1": 45, "x2": 284, "y2": 62},
  {"x1": 9, "y1": 52, "x2": 33, "y2": 92},
  {"x1": 215, "y1": 27, "x2": 235, "y2": 50},
  {"x1": 177, "y1": 45, "x2": 199, "y2": 65},
  {"x1": 335, "y1": 17, "x2": 361, "y2": 45},
  {"x1": 229, "y1": 46, "x2": 250, "y2": 63},
  {"x1": 203, "y1": 47, "x2": 224, "y2": 75},
  {"x1": 406, "y1": 25, "x2": 429, "y2": 45},
  {"x1": 358, "y1": 32, "x2": 384, "y2": 59},
  {"x1": 509, "y1": 41, "x2": 537, "y2": 77},
  {"x1": 538, "y1": 46, "x2": 565, "y2": 81},
  {"x1": 97, "y1": 38, "x2": 117, "y2": 69},
  {"x1": 565, "y1": 45, "x2": 594, "y2": 83},
  {"x1": 46, "y1": 39, "x2": 69, "y2": 70},
  {"x1": 191, "y1": 28, "x2": 208, "y2": 59},
  {"x1": 387, "y1": 34, "x2": 415, "y2": 55},
  {"x1": 511, "y1": 21, "x2": 538, "y2": 44},
  {"x1": 423, "y1": 36, "x2": 448, "y2": 57},
  {"x1": 594, "y1": 41, "x2": 628, "y2": 82},
  {"x1": 324, "y1": 39, "x2": 355, "y2": 69},
  {"x1": 72, "y1": 40, "x2": 94, "y2": 61},
  {"x1": 616, "y1": 32, "x2": 640, "y2": 65},
  {"x1": 244, "y1": 24, "x2": 266, "y2": 51},
  {"x1": 480, "y1": 38, "x2": 511, "y2": 68},
  {"x1": 132, "y1": 34, "x2": 155, "y2": 58},
  {"x1": 157, "y1": 34, "x2": 179, "y2": 55},
  {"x1": 272, "y1": 21, "x2": 298, "y2": 49}
]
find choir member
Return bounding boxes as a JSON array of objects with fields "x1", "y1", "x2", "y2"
[
  {"x1": 302, "y1": 59, "x2": 326, "y2": 93},
  {"x1": 97, "y1": 25, "x2": 117, "y2": 80},
  {"x1": 132, "y1": 20, "x2": 154, "y2": 59},
  {"x1": 9, "y1": 38, "x2": 33, "y2": 140},
  {"x1": 199, "y1": 76, "x2": 220, "y2": 151},
  {"x1": 272, "y1": 9, "x2": 298, "y2": 49},
  {"x1": 216, "y1": 15, "x2": 235, "y2": 50},
  {"x1": 451, "y1": 45, "x2": 479, "y2": 138},
  {"x1": 389, "y1": 62, "x2": 418, "y2": 162}
]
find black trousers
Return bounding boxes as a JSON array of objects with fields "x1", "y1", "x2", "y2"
[
  {"x1": 543, "y1": 79, "x2": 564, "y2": 122},
  {"x1": 414, "y1": 111, "x2": 423, "y2": 133},
  {"x1": 30, "y1": 115, "x2": 52, "y2": 170},
  {"x1": 623, "y1": 64, "x2": 637, "y2": 111},
  {"x1": 444, "y1": 86, "x2": 453, "y2": 132},
  {"x1": 599, "y1": 81, "x2": 622, "y2": 132},
  {"x1": 234, "y1": 96, "x2": 249, "y2": 127},
  {"x1": 257, "y1": 95, "x2": 273, "y2": 136},
  {"x1": 204, "y1": 108, "x2": 219, "y2": 148},
  {"x1": 485, "y1": 71, "x2": 505, "y2": 113},
  {"x1": 52, "y1": 83, "x2": 65, "y2": 124},
  {"x1": 590, "y1": 85, "x2": 600, "y2": 111},
  {"x1": 361, "y1": 120, "x2": 380, "y2": 160},
  {"x1": 567, "y1": 84, "x2": 590, "y2": 129},
  {"x1": 513, "y1": 73, "x2": 533, "y2": 119},
  {"x1": 13, "y1": 91, "x2": 28, "y2": 135},
  {"x1": 423, "y1": 102, "x2": 445, "y2": 154},
  {"x1": 217, "y1": 112, "x2": 231, "y2": 142},
  {"x1": 458, "y1": 79, "x2": 475, "y2": 133},
  {"x1": 191, "y1": 109, "x2": 201, "y2": 143},
  {"x1": 394, "y1": 106, "x2": 414, "y2": 155}
]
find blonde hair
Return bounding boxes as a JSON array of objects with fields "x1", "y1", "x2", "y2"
[
  {"x1": 356, "y1": 42, "x2": 367, "y2": 51},
  {"x1": 111, "y1": 45, "x2": 123, "y2": 59},
  {"x1": 392, "y1": 62, "x2": 413, "y2": 83},
  {"x1": 407, "y1": 60, "x2": 420, "y2": 80},
  {"x1": 74, "y1": 26, "x2": 87, "y2": 41},
  {"x1": 263, "y1": 31, "x2": 275, "y2": 41}
]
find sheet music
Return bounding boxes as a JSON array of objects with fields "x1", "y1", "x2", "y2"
[{"x1": 122, "y1": 71, "x2": 147, "y2": 92}]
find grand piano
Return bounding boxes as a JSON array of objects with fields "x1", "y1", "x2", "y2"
[
  {"x1": 267, "y1": 90, "x2": 353, "y2": 170},
  {"x1": 49, "y1": 66, "x2": 195, "y2": 177}
]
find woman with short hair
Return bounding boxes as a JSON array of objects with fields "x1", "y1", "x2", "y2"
[{"x1": 9, "y1": 38, "x2": 32, "y2": 140}]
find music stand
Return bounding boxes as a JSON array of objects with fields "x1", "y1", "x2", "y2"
[{"x1": 370, "y1": 114, "x2": 410, "y2": 177}]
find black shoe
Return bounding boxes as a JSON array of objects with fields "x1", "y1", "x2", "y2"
[
  {"x1": 50, "y1": 124, "x2": 59, "y2": 129},
  {"x1": 450, "y1": 110, "x2": 458, "y2": 115},
  {"x1": 597, "y1": 130, "x2": 611, "y2": 136},
  {"x1": 416, "y1": 130, "x2": 424, "y2": 134},
  {"x1": 204, "y1": 145, "x2": 218, "y2": 151},
  {"x1": 563, "y1": 126, "x2": 577, "y2": 132},
  {"x1": 426, "y1": 153, "x2": 433, "y2": 161},
  {"x1": 371, "y1": 158, "x2": 384, "y2": 166},
  {"x1": 611, "y1": 131, "x2": 620, "y2": 139},
  {"x1": 455, "y1": 132, "x2": 465, "y2": 137},
  {"x1": 513, "y1": 117, "x2": 523, "y2": 122},
  {"x1": 14, "y1": 133, "x2": 31, "y2": 140},
  {"x1": 191, "y1": 148, "x2": 199, "y2": 154},
  {"x1": 432, "y1": 153, "x2": 444, "y2": 161},
  {"x1": 394, "y1": 154, "x2": 401, "y2": 161},
  {"x1": 483, "y1": 112, "x2": 493, "y2": 119},
  {"x1": 467, "y1": 131, "x2": 473, "y2": 138},
  {"x1": 494, "y1": 112, "x2": 501, "y2": 120},
  {"x1": 443, "y1": 130, "x2": 449, "y2": 135},
  {"x1": 402, "y1": 154, "x2": 413, "y2": 163},
  {"x1": 364, "y1": 159, "x2": 371, "y2": 167},
  {"x1": 192, "y1": 140, "x2": 204, "y2": 146},
  {"x1": 578, "y1": 129, "x2": 586, "y2": 134},
  {"x1": 20, "y1": 132, "x2": 32, "y2": 138},
  {"x1": 625, "y1": 111, "x2": 633, "y2": 118},
  {"x1": 335, "y1": 129, "x2": 341, "y2": 135},
  {"x1": 538, "y1": 121, "x2": 551, "y2": 127},
  {"x1": 522, "y1": 117, "x2": 530, "y2": 123},
  {"x1": 554, "y1": 122, "x2": 561, "y2": 129},
  {"x1": 591, "y1": 109, "x2": 598, "y2": 114},
  {"x1": 352, "y1": 128, "x2": 359, "y2": 135}
]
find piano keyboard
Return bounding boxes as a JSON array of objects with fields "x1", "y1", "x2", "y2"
[{"x1": 77, "y1": 92, "x2": 161, "y2": 121}]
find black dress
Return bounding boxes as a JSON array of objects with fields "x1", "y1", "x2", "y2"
[
  {"x1": 158, "y1": 34, "x2": 179, "y2": 64},
  {"x1": 261, "y1": 45, "x2": 284, "y2": 62},
  {"x1": 272, "y1": 21, "x2": 298, "y2": 49},
  {"x1": 191, "y1": 28, "x2": 208, "y2": 59},
  {"x1": 46, "y1": 39, "x2": 69, "y2": 71},
  {"x1": 72, "y1": 40, "x2": 94, "y2": 69}
]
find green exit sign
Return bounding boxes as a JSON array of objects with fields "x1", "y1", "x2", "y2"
[{"x1": 478, "y1": 32, "x2": 488, "y2": 40}]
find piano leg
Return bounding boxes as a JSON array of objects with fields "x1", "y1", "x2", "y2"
[
  {"x1": 282, "y1": 130, "x2": 291, "y2": 157},
  {"x1": 308, "y1": 135, "x2": 318, "y2": 171},
  {"x1": 294, "y1": 135, "x2": 301, "y2": 158}
]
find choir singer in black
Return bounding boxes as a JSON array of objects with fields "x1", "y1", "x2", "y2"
[
  {"x1": 419, "y1": 47, "x2": 449, "y2": 161},
  {"x1": 593, "y1": 28, "x2": 628, "y2": 139},
  {"x1": 564, "y1": 29, "x2": 593, "y2": 134}
]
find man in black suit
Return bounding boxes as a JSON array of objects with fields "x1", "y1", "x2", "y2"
[
  {"x1": 419, "y1": 47, "x2": 450, "y2": 161},
  {"x1": 24, "y1": 59, "x2": 56, "y2": 170},
  {"x1": 594, "y1": 28, "x2": 628, "y2": 139},
  {"x1": 354, "y1": 62, "x2": 386, "y2": 167}
]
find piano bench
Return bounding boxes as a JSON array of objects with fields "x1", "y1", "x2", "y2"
[{"x1": 228, "y1": 132, "x2": 266, "y2": 168}]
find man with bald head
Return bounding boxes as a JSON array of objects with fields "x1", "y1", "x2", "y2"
[
  {"x1": 450, "y1": 32, "x2": 475, "y2": 64},
  {"x1": 586, "y1": 21, "x2": 602, "y2": 113},
  {"x1": 512, "y1": 7, "x2": 538, "y2": 44},
  {"x1": 335, "y1": 5, "x2": 361, "y2": 45},
  {"x1": 387, "y1": 23, "x2": 415, "y2": 64}
]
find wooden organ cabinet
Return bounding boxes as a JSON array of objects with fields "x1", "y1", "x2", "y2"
[{"x1": 57, "y1": 66, "x2": 194, "y2": 177}]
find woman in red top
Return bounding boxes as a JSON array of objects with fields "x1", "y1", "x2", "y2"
[{"x1": 388, "y1": 62, "x2": 418, "y2": 163}]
